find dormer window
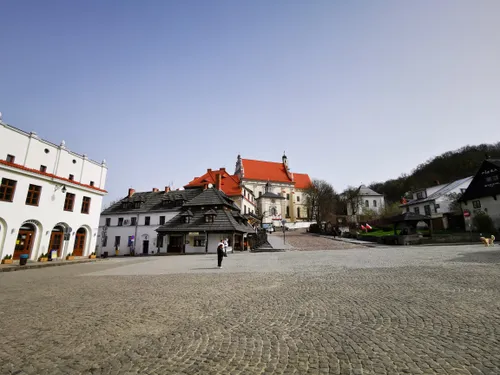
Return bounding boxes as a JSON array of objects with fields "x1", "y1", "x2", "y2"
[
  {"x1": 416, "y1": 191, "x2": 426, "y2": 199},
  {"x1": 121, "y1": 202, "x2": 128, "y2": 209},
  {"x1": 134, "y1": 202, "x2": 141, "y2": 209},
  {"x1": 204, "y1": 209, "x2": 217, "y2": 223},
  {"x1": 181, "y1": 209, "x2": 194, "y2": 224}
]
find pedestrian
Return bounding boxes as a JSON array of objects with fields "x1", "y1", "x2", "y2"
[
  {"x1": 217, "y1": 239, "x2": 225, "y2": 268},
  {"x1": 223, "y1": 238, "x2": 229, "y2": 255}
]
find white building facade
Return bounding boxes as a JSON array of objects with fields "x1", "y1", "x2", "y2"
[
  {"x1": 98, "y1": 187, "x2": 202, "y2": 255},
  {"x1": 0, "y1": 119, "x2": 107, "y2": 260},
  {"x1": 346, "y1": 185, "x2": 386, "y2": 220}
]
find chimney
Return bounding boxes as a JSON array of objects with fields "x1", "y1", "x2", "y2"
[
  {"x1": 215, "y1": 173, "x2": 222, "y2": 190},
  {"x1": 207, "y1": 168, "x2": 212, "y2": 173},
  {"x1": 152, "y1": 188, "x2": 159, "y2": 192},
  {"x1": 220, "y1": 167, "x2": 226, "y2": 173},
  {"x1": 128, "y1": 188, "x2": 135, "y2": 197},
  {"x1": 165, "y1": 186, "x2": 171, "y2": 193}
]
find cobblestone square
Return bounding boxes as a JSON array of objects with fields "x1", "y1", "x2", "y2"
[{"x1": 1, "y1": 242, "x2": 500, "y2": 374}]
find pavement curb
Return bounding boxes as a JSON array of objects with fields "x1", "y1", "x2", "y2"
[{"x1": 0, "y1": 259, "x2": 108, "y2": 273}]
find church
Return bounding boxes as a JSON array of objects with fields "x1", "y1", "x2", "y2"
[{"x1": 234, "y1": 154, "x2": 312, "y2": 228}]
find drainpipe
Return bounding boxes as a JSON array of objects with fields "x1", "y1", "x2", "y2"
[{"x1": 133, "y1": 213, "x2": 139, "y2": 256}]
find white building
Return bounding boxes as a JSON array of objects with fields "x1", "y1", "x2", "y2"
[
  {"x1": 98, "y1": 187, "x2": 203, "y2": 255},
  {"x1": 0, "y1": 118, "x2": 107, "y2": 260},
  {"x1": 400, "y1": 176, "x2": 472, "y2": 230},
  {"x1": 346, "y1": 185, "x2": 385, "y2": 218},
  {"x1": 459, "y1": 159, "x2": 500, "y2": 230}
]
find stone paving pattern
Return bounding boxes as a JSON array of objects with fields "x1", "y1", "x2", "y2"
[
  {"x1": 279, "y1": 230, "x2": 360, "y2": 250},
  {"x1": 1, "y1": 239, "x2": 500, "y2": 375}
]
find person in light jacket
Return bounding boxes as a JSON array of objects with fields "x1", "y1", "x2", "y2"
[{"x1": 223, "y1": 238, "x2": 229, "y2": 255}]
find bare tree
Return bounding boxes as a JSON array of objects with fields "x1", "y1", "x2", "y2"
[
  {"x1": 305, "y1": 179, "x2": 339, "y2": 224},
  {"x1": 446, "y1": 192, "x2": 462, "y2": 213},
  {"x1": 342, "y1": 186, "x2": 362, "y2": 218}
]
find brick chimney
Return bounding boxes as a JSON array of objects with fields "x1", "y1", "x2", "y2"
[
  {"x1": 220, "y1": 167, "x2": 226, "y2": 173},
  {"x1": 165, "y1": 186, "x2": 171, "y2": 193},
  {"x1": 215, "y1": 173, "x2": 222, "y2": 190},
  {"x1": 207, "y1": 168, "x2": 212, "y2": 173},
  {"x1": 152, "y1": 188, "x2": 159, "y2": 192},
  {"x1": 128, "y1": 188, "x2": 135, "y2": 197}
]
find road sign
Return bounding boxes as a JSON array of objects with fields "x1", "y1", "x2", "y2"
[{"x1": 463, "y1": 209, "x2": 471, "y2": 217}]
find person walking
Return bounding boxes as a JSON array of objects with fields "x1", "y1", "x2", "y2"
[{"x1": 217, "y1": 240, "x2": 225, "y2": 268}]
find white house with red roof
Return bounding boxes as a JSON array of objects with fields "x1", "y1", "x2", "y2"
[
  {"x1": 0, "y1": 118, "x2": 108, "y2": 261},
  {"x1": 235, "y1": 153, "x2": 313, "y2": 227}
]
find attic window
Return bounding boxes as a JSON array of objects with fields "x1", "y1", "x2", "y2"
[
  {"x1": 205, "y1": 216, "x2": 215, "y2": 223},
  {"x1": 134, "y1": 201, "x2": 141, "y2": 209},
  {"x1": 184, "y1": 217, "x2": 191, "y2": 224},
  {"x1": 121, "y1": 202, "x2": 128, "y2": 209},
  {"x1": 416, "y1": 191, "x2": 425, "y2": 199}
]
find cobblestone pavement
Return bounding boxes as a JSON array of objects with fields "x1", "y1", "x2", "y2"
[
  {"x1": 1, "y1": 245, "x2": 500, "y2": 375},
  {"x1": 280, "y1": 230, "x2": 360, "y2": 250}
]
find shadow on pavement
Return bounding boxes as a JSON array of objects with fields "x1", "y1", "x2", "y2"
[
  {"x1": 450, "y1": 249, "x2": 500, "y2": 264},
  {"x1": 191, "y1": 267, "x2": 220, "y2": 270}
]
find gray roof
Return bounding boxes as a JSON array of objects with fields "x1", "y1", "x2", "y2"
[
  {"x1": 156, "y1": 188, "x2": 252, "y2": 233},
  {"x1": 101, "y1": 189, "x2": 203, "y2": 214},
  {"x1": 359, "y1": 185, "x2": 383, "y2": 196},
  {"x1": 401, "y1": 176, "x2": 473, "y2": 206},
  {"x1": 183, "y1": 188, "x2": 240, "y2": 210}
]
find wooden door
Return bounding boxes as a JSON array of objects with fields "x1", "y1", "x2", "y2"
[
  {"x1": 142, "y1": 240, "x2": 149, "y2": 255},
  {"x1": 14, "y1": 230, "x2": 34, "y2": 260},
  {"x1": 49, "y1": 232, "x2": 63, "y2": 257},
  {"x1": 73, "y1": 230, "x2": 86, "y2": 256},
  {"x1": 167, "y1": 236, "x2": 183, "y2": 253}
]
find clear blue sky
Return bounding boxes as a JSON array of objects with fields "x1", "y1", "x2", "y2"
[{"x1": 1, "y1": 0, "x2": 499, "y2": 204}]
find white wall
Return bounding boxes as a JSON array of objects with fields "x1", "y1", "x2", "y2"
[
  {"x1": 348, "y1": 195, "x2": 385, "y2": 215},
  {"x1": 99, "y1": 211, "x2": 178, "y2": 255},
  {"x1": 0, "y1": 167, "x2": 104, "y2": 260},
  {"x1": 461, "y1": 197, "x2": 500, "y2": 230},
  {"x1": 0, "y1": 122, "x2": 107, "y2": 189}
]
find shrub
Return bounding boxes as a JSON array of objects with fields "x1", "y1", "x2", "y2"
[
  {"x1": 472, "y1": 211, "x2": 497, "y2": 234},
  {"x1": 309, "y1": 224, "x2": 321, "y2": 233}
]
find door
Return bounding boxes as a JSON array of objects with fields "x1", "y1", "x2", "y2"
[
  {"x1": 142, "y1": 240, "x2": 149, "y2": 255},
  {"x1": 73, "y1": 228, "x2": 86, "y2": 256},
  {"x1": 14, "y1": 230, "x2": 34, "y2": 260},
  {"x1": 168, "y1": 236, "x2": 183, "y2": 253},
  {"x1": 49, "y1": 231, "x2": 63, "y2": 257}
]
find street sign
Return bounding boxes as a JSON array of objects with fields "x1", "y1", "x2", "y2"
[{"x1": 463, "y1": 209, "x2": 471, "y2": 217}]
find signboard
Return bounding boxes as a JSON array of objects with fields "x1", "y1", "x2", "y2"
[
  {"x1": 188, "y1": 232, "x2": 200, "y2": 236},
  {"x1": 463, "y1": 209, "x2": 471, "y2": 218}
]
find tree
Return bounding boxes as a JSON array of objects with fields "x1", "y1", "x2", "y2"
[
  {"x1": 342, "y1": 186, "x2": 362, "y2": 217},
  {"x1": 472, "y1": 211, "x2": 497, "y2": 234},
  {"x1": 445, "y1": 192, "x2": 462, "y2": 213},
  {"x1": 378, "y1": 201, "x2": 402, "y2": 219},
  {"x1": 304, "y1": 179, "x2": 339, "y2": 224}
]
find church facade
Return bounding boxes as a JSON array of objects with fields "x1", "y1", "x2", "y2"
[{"x1": 234, "y1": 154, "x2": 312, "y2": 227}]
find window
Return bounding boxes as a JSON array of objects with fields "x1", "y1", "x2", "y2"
[
  {"x1": 492, "y1": 175, "x2": 499, "y2": 182},
  {"x1": 185, "y1": 217, "x2": 191, "y2": 224},
  {"x1": 134, "y1": 201, "x2": 141, "y2": 209},
  {"x1": 6, "y1": 154, "x2": 15, "y2": 163},
  {"x1": 63, "y1": 193, "x2": 75, "y2": 211},
  {"x1": 297, "y1": 195, "x2": 300, "y2": 202},
  {"x1": 365, "y1": 200, "x2": 369, "y2": 207},
  {"x1": 205, "y1": 216, "x2": 214, "y2": 223},
  {"x1": 69, "y1": 174, "x2": 74, "y2": 181},
  {"x1": 0, "y1": 178, "x2": 17, "y2": 202},
  {"x1": 40, "y1": 165, "x2": 47, "y2": 173},
  {"x1": 244, "y1": 206, "x2": 247, "y2": 214},
  {"x1": 286, "y1": 193, "x2": 290, "y2": 200},
  {"x1": 286, "y1": 206, "x2": 290, "y2": 218},
  {"x1": 424, "y1": 205, "x2": 431, "y2": 216},
  {"x1": 81, "y1": 196, "x2": 91, "y2": 214},
  {"x1": 414, "y1": 207, "x2": 420, "y2": 214},
  {"x1": 144, "y1": 216, "x2": 150, "y2": 225},
  {"x1": 434, "y1": 204, "x2": 439, "y2": 213},
  {"x1": 25, "y1": 184, "x2": 42, "y2": 206},
  {"x1": 259, "y1": 192, "x2": 262, "y2": 197},
  {"x1": 194, "y1": 236, "x2": 205, "y2": 247},
  {"x1": 297, "y1": 207, "x2": 301, "y2": 218},
  {"x1": 118, "y1": 218, "x2": 124, "y2": 226},
  {"x1": 159, "y1": 216, "x2": 165, "y2": 225},
  {"x1": 157, "y1": 235, "x2": 164, "y2": 247},
  {"x1": 102, "y1": 236, "x2": 108, "y2": 247},
  {"x1": 472, "y1": 200, "x2": 481, "y2": 209},
  {"x1": 131, "y1": 217, "x2": 137, "y2": 226},
  {"x1": 373, "y1": 200, "x2": 377, "y2": 207},
  {"x1": 416, "y1": 191, "x2": 425, "y2": 199},
  {"x1": 114, "y1": 236, "x2": 121, "y2": 247},
  {"x1": 90, "y1": 181, "x2": 95, "y2": 187},
  {"x1": 105, "y1": 218, "x2": 111, "y2": 226}
]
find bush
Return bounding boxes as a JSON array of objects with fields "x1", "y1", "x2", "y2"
[
  {"x1": 309, "y1": 224, "x2": 321, "y2": 233},
  {"x1": 472, "y1": 211, "x2": 497, "y2": 234}
]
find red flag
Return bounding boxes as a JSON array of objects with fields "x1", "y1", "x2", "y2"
[
  {"x1": 366, "y1": 224, "x2": 372, "y2": 230},
  {"x1": 360, "y1": 225, "x2": 366, "y2": 230}
]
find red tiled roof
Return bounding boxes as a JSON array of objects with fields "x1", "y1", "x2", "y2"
[
  {"x1": 293, "y1": 173, "x2": 313, "y2": 189},
  {"x1": 241, "y1": 159, "x2": 292, "y2": 183},
  {"x1": 0, "y1": 159, "x2": 107, "y2": 193},
  {"x1": 241, "y1": 159, "x2": 312, "y2": 189},
  {"x1": 185, "y1": 168, "x2": 242, "y2": 197}
]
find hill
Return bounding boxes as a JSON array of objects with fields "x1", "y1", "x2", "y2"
[{"x1": 369, "y1": 142, "x2": 500, "y2": 204}]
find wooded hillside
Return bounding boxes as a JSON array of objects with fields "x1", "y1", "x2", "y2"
[{"x1": 369, "y1": 142, "x2": 500, "y2": 204}]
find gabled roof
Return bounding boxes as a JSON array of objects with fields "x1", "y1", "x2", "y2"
[
  {"x1": 359, "y1": 185, "x2": 383, "y2": 196},
  {"x1": 459, "y1": 159, "x2": 500, "y2": 202},
  {"x1": 184, "y1": 168, "x2": 242, "y2": 196},
  {"x1": 257, "y1": 191, "x2": 285, "y2": 200},
  {"x1": 101, "y1": 188, "x2": 202, "y2": 214},
  {"x1": 240, "y1": 158, "x2": 312, "y2": 189},
  {"x1": 401, "y1": 176, "x2": 473, "y2": 206},
  {"x1": 293, "y1": 173, "x2": 313, "y2": 189}
]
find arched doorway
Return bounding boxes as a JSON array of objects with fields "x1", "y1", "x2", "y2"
[
  {"x1": 48, "y1": 225, "x2": 65, "y2": 257},
  {"x1": 14, "y1": 223, "x2": 36, "y2": 260},
  {"x1": 73, "y1": 227, "x2": 87, "y2": 256}
]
